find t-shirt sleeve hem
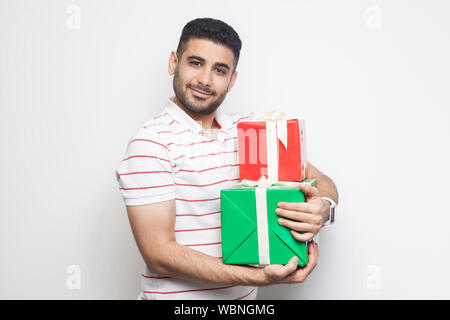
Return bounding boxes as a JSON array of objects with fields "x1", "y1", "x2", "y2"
[{"x1": 124, "y1": 193, "x2": 176, "y2": 206}]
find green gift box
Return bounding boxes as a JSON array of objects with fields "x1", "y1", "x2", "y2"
[{"x1": 220, "y1": 178, "x2": 316, "y2": 266}]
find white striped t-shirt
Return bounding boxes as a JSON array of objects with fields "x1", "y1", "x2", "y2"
[{"x1": 115, "y1": 97, "x2": 257, "y2": 300}]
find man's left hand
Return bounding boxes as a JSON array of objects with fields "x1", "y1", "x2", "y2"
[{"x1": 275, "y1": 183, "x2": 330, "y2": 242}]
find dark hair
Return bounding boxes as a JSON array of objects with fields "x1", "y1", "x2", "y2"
[{"x1": 176, "y1": 18, "x2": 242, "y2": 70}]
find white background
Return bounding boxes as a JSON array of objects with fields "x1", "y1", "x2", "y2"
[{"x1": 1, "y1": 0, "x2": 449, "y2": 299}]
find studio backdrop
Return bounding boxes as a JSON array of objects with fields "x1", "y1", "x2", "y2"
[{"x1": 1, "y1": 0, "x2": 449, "y2": 299}]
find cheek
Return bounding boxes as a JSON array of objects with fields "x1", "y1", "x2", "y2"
[
  {"x1": 215, "y1": 76, "x2": 231, "y2": 93},
  {"x1": 176, "y1": 66, "x2": 195, "y2": 87}
]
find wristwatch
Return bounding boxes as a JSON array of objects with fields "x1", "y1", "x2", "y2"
[{"x1": 321, "y1": 196, "x2": 336, "y2": 227}]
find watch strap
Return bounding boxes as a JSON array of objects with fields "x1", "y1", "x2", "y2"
[{"x1": 321, "y1": 196, "x2": 336, "y2": 226}]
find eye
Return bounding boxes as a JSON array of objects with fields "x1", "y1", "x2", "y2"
[
  {"x1": 190, "y1": 61, "x2": 201, "y2": 67},
  {"x1": 215, "y1": 68, "x2": 226, "y2": 74}
]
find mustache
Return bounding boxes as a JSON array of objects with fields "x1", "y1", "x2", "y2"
[{"x1": 186, "y1": 83, "x2": 216, "y2": 96}]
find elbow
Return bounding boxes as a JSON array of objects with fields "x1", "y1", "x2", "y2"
[
  {"x1": 144, "y1": 256, "x2": 162, "y2": 274},
  {"x1": 146, "y1": 261, "x2": 168, "y2": 276},
  {"x1": 142, "y1": 243, "x2": 174, "y2": 276}
]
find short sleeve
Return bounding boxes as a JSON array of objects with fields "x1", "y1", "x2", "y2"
[{"x1": 115, "y1": 128, "x2": 176, "y2": 206}]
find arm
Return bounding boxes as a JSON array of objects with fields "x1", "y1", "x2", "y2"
[
  {"x1": 127, "y1": 199, "x2": 318, "y2": 286},
  {"x1": 306, "y1": 161, "x2": 339, "y2": 205}
]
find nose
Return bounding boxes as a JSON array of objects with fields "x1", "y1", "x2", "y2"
[{"x1": 196, "y1": 67, "x2": 212, "y2": 88}]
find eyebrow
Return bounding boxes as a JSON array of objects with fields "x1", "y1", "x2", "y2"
[{"x1": 187, "y1": 55, "x2": 231, "y2": 71}]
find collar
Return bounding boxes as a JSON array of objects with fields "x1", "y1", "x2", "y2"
[{"x1": 165, "y1": 96, "x2": 234, "y2": 135}]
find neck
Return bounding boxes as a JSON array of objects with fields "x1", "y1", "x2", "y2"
[{"x1": 173, "y1": 96, "x2": 218, "y2": 131}]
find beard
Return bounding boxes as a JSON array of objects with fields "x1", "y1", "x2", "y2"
[{"x1": 173, "y1": 67, "x2": 228, "y2": 115}]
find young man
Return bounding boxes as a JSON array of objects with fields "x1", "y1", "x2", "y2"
[{"x1": 116, "y1": 18, "x2": 339, "y2": 300}]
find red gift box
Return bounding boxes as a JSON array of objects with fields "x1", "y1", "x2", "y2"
[{"x1": 237, "y1": 119, "x2": 307, "y2": 182}]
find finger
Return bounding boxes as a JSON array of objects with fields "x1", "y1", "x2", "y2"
[
  {"x1": 276, "y1": 202, "x2": 314, "y2": 214},
  {"x1": 285, "y1": 255, "x2": 300, "y2": 273},
  {"x1": 278, "y1": 218, "x2": 316, "y2": 233},
  {"x1": 306, "y1": 241, "x2": 319, "y2": 270},
  {"x1": 309, "y1": 240, "x2": 319, "y2": 260},
  {"x1": 264, "y1": 256, "x2": 299, "y2": 280},
  {"x1": 291, "y1": 230, "x2": 315, "y2": 242},
  {"x1": 284, "y1": 242, "x2": 319, "y2": 282},
  {"x1": 279, "y1": 256, "x2": 300, "y2": 278},
  {"x1": 275, "y1": 208, "x2": 314, "y2": 223},
  {"x1": 298, "y1": 183, "x2": 320, "y2": 199}
]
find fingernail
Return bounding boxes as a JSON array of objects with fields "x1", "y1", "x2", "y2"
[
  {"x1": 275, "y1": 208, "x2": 280, "y2": 214},
  {"x1": 278, "y1": 218, "x2": 283, "y2": 224}
]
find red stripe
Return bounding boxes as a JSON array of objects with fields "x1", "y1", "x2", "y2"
[
  {"x1": 189, "y1": 150, "x2": 237, "y2": 160},
  {"x1": 157, "y1": 129, "x2": 189, "y2": 135},
  {"x1": 142, "y1": 117, "x2": 174, "y2": 129},
  {"x1": 142, "y1": 122, "x2": 167, "y2": 129},
  {"x1": 176, "y1": 211, "x2": 220, "y2": 217},
  {"x1": 144, "y1": 285, "x2": 235, "y2": 295},
  {"x1": 128, "y1": 139, "x2": 169, "y2": 150},
  {"x1": 175, "y1": 178, "x2": 239, "y2": 188},
  {"x1": 214, "y1": 118, "x2": 222, "y2": 129},
  {"x1": 143, "y1": 123, "x2": 163, "y2": 129},
  {"x1": 167, "y1": 136, "x2": 236, "y2": 148},
  {"x1": 167, "y1": 140, "x2": 214, "y2": 147},
  {"x1": 119, "y1": 170, "x2": 172, "y2": 176},
  {"x1": 235, "y1": 288, "x2": 256, "y2": 300},
  {"x1": 175, "y1": 226, "x2": 221, "y2": 233},
  {"x1": 141, "y1": 274, "x2": 171, "y2": 279},
  {"x1": 184, "y1": 241, "x2": 221, "y2": 247},
  {"x1": 179, "y1": 163, "x2": 239, "y2": 174},
  {"x1": 175, "y1": 197, "x2": 220, "y2": 202},
  {"x1": 233, "y1": 116, "x2": 250, "y2": 124},
  {"x1": 153, "y1": 112, "x2": 168, "y2": 120},
  {"x1": 120, "y1": 183, "x2": 174, "y2": 191},
  {"x1": 122, "y1": 155, "x2": 171, "y2": 163},
  {"x1": 173, "y1": 155, "x2": 185, "y2": 161}
]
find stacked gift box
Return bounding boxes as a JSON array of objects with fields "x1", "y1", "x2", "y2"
[{"x1": 221, "y1": 111, "x2": 312, "y2": 266}]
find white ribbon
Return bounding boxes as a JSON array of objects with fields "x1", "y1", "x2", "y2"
[
  {"x1": 249, "y1": 111, "x2": 288, "y2": 181},
  {"x1": 234, "y1": 176, "x2": 305, "y2": 265}
]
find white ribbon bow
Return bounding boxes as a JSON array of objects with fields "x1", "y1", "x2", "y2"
[{"x1": 249, "y1": 111, "x2": 288, "y2": 149}]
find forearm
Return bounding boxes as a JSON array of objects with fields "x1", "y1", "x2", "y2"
[
  {"x1": 144, "y1": 241, "x2": 269, "y2": 286},
  {"x1": 306, "y1": 162, "x2": 339, "y2": 204},
  {"x1": 314, "y1": 173, "x2": 339, "y2": 204}
]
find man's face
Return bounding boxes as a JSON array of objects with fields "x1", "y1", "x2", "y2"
[{"x1": 170, "y1": 38, "x2": 237, "y2": 115}]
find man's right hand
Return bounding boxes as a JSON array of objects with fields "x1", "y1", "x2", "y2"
[{"x1": 262, "y1": 240, "x2": 319, "y2": 285}]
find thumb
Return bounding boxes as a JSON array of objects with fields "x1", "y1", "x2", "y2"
[
  {"x1": 282, "y1": 256, "x2": 300, "y2": 276},
  {"x1": 287, "y1": 255, "x2": 299, "y2": 268},
  {"x1": 299, "y1": 183, "x2": 320, "y2": 199}
]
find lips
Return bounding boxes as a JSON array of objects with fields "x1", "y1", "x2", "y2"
[{"x1": 190, "y1": 87, "x2": 212, "y2": 99}]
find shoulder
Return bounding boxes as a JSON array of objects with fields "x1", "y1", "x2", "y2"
[
  {"x1": 128, "y1": 110, "x2": 174, "y2": 151},
  {"x1": 225, "y1": 112, "x2": 250, "y2": 126},
  {"x1": 139, "y1": 109, "x2": 173, "y2": 132}
]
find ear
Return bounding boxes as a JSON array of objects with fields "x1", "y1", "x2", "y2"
[
  {"x1": 168, "y1": 51, "x2": 178, "y2": 75},
  {"x1": 227, "y1": 70, "x2": 238, "y2": 93}
]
